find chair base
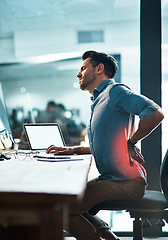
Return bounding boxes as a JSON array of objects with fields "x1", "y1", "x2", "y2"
[{"x1": 133, "y1": 218, "x2": 143, "y2": 240}]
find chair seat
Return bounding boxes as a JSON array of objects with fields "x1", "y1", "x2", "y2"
[{"x1": 89, "y1": 190, "x2": 168, "y2": 215}]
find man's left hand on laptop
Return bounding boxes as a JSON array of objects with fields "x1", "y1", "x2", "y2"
[
  {"x1": 46, "y1": 145, "x2": 91, "y2": 155},
  {"x1": 46, "y1": 145, "x2": 75, "y2": 155}
]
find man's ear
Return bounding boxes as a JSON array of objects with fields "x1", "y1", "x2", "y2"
[{"x1": 96, "y1": 63, "x2": 104, "y2": 75}]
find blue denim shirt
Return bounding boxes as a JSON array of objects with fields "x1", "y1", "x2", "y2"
[{"x1": 87, "y1": 79, "x2": 159, "y2": 182}]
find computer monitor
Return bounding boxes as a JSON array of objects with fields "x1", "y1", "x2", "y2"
[{"x1": 0, "y1": 83, "x2": 14, "y2": 150}]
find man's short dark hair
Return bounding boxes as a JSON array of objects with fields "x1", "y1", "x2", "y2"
[{"x1": 82, "y1": 50, "x2": 119, "y2": 79}]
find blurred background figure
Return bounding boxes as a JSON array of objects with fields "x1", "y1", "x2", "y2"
[
  {"x1": 36, "y1": 100, "x2": 58, "y2": 123},
  {"x1": 9, "y1": 100, "x2": 87, "y2": 149}
]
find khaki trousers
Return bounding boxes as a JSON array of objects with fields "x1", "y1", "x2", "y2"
[{"x1": 66, "y1": 177, "x2": 146, "y2": 240}]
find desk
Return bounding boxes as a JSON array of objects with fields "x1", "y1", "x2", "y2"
[{"x1": 0, "y1": 154, "x2": 91, "y2": 240}]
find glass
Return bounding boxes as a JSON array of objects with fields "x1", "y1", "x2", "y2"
[
  {"x1": 162, "y1": 0, "x2": 168, "y2": 233},
  {"x1": 14, "y1": 150, "x2": 39, "y2": 161},
  {"x1": 0, "y1": 0, "x2": 140, "y2": 233},
  {"x1": 162, "y1": 0, "x2": 168, "y2": 158}
]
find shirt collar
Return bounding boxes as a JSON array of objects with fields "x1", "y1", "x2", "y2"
[{"x1": 92, "y1": 79, "x2": 115, "y2": 100}]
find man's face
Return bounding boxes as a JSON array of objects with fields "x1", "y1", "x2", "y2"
[{"x1": 77, "y1": 58, "x2": 97, "y2": 91}]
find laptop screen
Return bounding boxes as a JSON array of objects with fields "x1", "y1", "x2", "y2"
[{"x1": 24, "y1": 123, "x2": 65, "y2": 150}]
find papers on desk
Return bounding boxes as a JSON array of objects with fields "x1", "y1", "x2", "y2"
[{"x1": 34, "y1": 152, "x2": 84, "y2": 162}]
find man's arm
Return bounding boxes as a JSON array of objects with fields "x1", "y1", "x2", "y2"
[
  {"x1": 46, "y1": 145, "x2": 91, "y2": 155},
  {"x1": 128, "y1": 108, "x2": 164, "y2": 165},
  {"x1": 130, "y1": 108, "x2": 164, "y2": 144}
]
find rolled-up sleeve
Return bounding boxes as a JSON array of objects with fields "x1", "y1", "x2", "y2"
[{"x1": 115, "y1": 85, "x2": 160, "y2": 120}]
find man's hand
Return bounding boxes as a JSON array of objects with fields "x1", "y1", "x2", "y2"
[
  {"x1": 46, "y1": 145, "x2": 75, "y2": 155},
  {"x1": 127, "y1": 143, "x2": 145, "y2": 167},
  {"x1": 46, "y1": 145, "x2": 91, "y2": 155}
]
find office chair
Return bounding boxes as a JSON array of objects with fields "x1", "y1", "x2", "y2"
[{"x1": 89, "y1": 149, "x2": 168, "y2": 240}]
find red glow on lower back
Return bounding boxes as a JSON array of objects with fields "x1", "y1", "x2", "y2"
[{"x1": 111, "y1": 127, "x2": 146, "y2": 178}]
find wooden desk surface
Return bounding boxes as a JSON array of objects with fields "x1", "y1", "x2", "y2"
[
  {"x1": 0, "y1": 154, "x2": 91, "y2": 240},
  {"x1": 0, "y1": 154, "x2": 91, "y2": 196}
]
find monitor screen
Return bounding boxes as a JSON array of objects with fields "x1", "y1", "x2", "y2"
[{"x1": 0, "y1": 83, "x2": 13, "y2": 150}]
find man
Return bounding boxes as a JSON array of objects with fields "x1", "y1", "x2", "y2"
[{"x1": 47, "y1": 51, "x2": 164, "y2": 240}]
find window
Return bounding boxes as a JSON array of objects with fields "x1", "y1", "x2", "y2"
[
  {"x1": 0, "y1": 0, "x2": 140, "y2": 233},
  {"x1": 162, "y1": 0, "x2": 168, "y2": 233},
  {"x1": 162, "y1": 0, "x2": 168, "y2": 158}
]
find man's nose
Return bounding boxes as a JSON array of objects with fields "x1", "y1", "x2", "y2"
[{"x1": 77, "y1": 72, "x2": 81, "y2": 78}]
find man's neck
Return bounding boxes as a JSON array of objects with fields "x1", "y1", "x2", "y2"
[{"x1": 89, "y1": 76, "x2": 109, "y2": 95}]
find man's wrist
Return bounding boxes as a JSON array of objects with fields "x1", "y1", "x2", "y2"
[
  {"x1": 127, "y1": 139, "x2": 137, "y2": 147},
  {"x1": 72, "y1": 146, "x2": 91, "y2": 155},
  {"x1": 72, "y1": 146, "x2": 82, "y2": 154}
]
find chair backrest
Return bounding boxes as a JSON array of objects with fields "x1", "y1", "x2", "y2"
[{"x1": 160, "y1": 149, "x2": 168, "y2": 201}]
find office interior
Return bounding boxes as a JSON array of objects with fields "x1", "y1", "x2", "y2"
[{"x1": 0, "y1": 0, "x2": 168, "y2": 238}]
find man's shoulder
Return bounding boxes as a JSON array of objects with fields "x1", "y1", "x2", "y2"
[{"x1": 107, "y1": 82, "x2": 131, "y2": 94}]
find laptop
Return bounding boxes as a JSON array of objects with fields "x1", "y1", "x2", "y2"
[
  {"x1": 24, "y1": 123, "x2": 65, "y2": 151},
  {"x1": 23, "y1": 123, "x2": 84, "y2": 162}
]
